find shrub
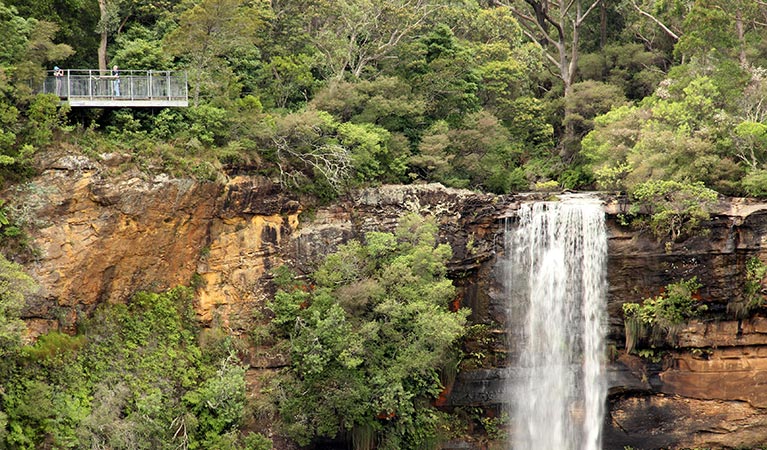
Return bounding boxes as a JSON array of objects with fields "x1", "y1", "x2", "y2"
[
  {"x1": 728, "y1": 256, "x2": 767, "y2": 319},
  {"x1": 268, "y1": 213, "x2": 469, "y2": 449},
  {"x1": 742, "y1": 169, "x2": 767, "y2": 198},
  {"x1": 629, "y1": 180, "x2": 718, "y2": 241},
  {"x1": 622, "y1": 277, "x2": 706, "y2": 352}
]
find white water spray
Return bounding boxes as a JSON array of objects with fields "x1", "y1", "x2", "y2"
[{"x1": 505, "y1": 196, "x2": 607, "y2": 450}]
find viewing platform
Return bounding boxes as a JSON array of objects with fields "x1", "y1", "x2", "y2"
[{"x1": 42, "y1": 69, "x2": 188, "y2": 108}]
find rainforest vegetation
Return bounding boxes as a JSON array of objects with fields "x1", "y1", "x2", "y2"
[{"x1": 2, "y1": 0, "x2": 767, "y2": 448}]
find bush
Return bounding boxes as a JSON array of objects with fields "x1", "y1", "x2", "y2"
[
  {"x1": 629, "y1": 180, "x2": 718, "y2": 241},
  {"x1": 1, "y1": 286, "x2": 251, "y2": 449},
  {"x1": 268, "y1": 213, "x2": 469, "y2": 449},
  {"x1": 728, "y1": 256, "x2": 767, "y2": 319},
  {"x1": 742, "y1": 169, "x2": 767, "y2": 197},
  {"x1": 622, "y1": 277, "x2": 706, "y2": 352}
]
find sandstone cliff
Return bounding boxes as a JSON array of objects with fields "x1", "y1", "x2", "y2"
[{"x1": 9, "y1": 155, "x2": 767, "y2": 449}]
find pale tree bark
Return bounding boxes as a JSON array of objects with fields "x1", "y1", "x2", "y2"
[
  {"x1": 493, "y1": 0, "x2": 603, "y2": 160},
  {"x1": 311, "y1": 0, "x2": 440, "y2": 81},
  {"x1": 98, "y1": 0, "x2": 108, "y2": 72},
  {"x1": 736, "y1": 8, "x2": 747, "y2": 67},
  {"x1": 629, "y1": 0, "x2": 680, "y2": 41},
  {"x1": 633, "y1": 0, "x2": 762, "y2": 69}
]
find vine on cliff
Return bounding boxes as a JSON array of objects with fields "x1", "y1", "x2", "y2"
[{"x1": 728, "y1": 256, "x2": 767, "y2": 319}]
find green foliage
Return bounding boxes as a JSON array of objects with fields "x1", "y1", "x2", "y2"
[
  {"x1": 563, "y1": 80, "x2": 627, "y2": 142},
  {"x1": 112, "y1": 35, "x2": 172, "y2": 71},
  {"x1": 673, "y1": 2, "x2": 736, "y2": 62},
  {"x1": 729, "y1": 256, "x2": 767, "y2": 319},
  {"x1": 0, "y1": 252, "x2": 36, "y2": 357},
  {"x1": 582, "y1": 75, "x2": 750, "y2": 195},
  {"x1": 578, "y1": 43, "x2": 665, "y2": 100},
  {"x1": 623, "y1": 277, "x2": 706, "y2": 352},
  {"x1": 184, "y1": 105, "x2": 232, "y2": 146},
  {"x1": 628, "y1": 180, "x2": 718, "y2": 241},
  {"x1": 269, "y1": 213, "x2": 468, "y2": 448},
  {"x1": 0, "y1": 287, "x2": 252, "y2": 449},
  {"x1": 163, "y1": 0, "x2": 272, "y2": 105},
  {"x1": 743, "y1": 170, "x2": 767, "y2": 198},
  {"x1": 256, "y1": 53, "x2": 317, "y2": 110},
  {"x1": 479, "y1": 412, "x2": 508, "y2": 441}
]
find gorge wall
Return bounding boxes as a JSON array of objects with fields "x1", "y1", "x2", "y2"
[{"x1": 10, "y1": 154, "x2": 767, "y2": 449}]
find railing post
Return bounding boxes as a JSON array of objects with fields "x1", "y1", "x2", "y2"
[
  {"x1": 148, "y1": 70, "x2": 152, "y2": 100},
  {"x1": 167, "y1": 71, "x2": 171, "y2": 101},
  {"x1": 65, "y1": 70, "x2": 70, "y2": 99},
  {"x1": 89, "y1": 70, "x2": 93, "y2": 100}
]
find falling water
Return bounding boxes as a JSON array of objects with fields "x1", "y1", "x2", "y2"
[{"x1": 505, "y1": 196, "x2": 607, "y2": 450}]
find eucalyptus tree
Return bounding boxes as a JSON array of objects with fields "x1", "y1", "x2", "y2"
[
  {"x1": 308, "y1": 0, "x2": 442, "y2": 80},
  {"x1": 163, "y1": 0, "x2": 271, "y2": 106},
  {"x1": 624, "y1": 0, "x2": 767, "y2": 67},
  {"x1": 491, "y1": 0, "x2": 604, "y2": 160}
]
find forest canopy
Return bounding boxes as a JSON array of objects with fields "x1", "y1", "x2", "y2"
[
  {"x1": 4, "y1": 1, "x2": 767, "y2": 448},
  {"x1": 0, "y1": 0, "x2": 765, "y2": 200}
]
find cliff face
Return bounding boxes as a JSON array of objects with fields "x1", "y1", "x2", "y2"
[
  {"x1": 13, "y1": 156, "x2": 506, "y2": 343},
  {"x1": 11, "y1": 158, "x2": 767, "y2": 449},
  {"x1": 601, "y1": 198, "x2": 767, "y2": 450}
]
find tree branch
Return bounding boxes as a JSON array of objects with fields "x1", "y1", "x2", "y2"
[
  {"x1": 576, "y1": 0, "x2": 603, "y2": 27},
  {"x1": 631, "y1": 0, "x2": 679, "y2": 41}
]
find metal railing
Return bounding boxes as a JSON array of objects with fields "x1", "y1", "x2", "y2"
[{"x1": 41, "y1": 69, "x2": 188, "y2": 105}]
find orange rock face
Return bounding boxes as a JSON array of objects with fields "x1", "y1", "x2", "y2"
[{"x1": 18, "y1": 165, "x2": 218, "y2": 332}]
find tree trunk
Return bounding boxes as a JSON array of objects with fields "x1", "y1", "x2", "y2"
[
  {"x1": 559, "y1": 1, "x2": 584, "y2": 161},
  {"x1": 561, "y1": 75, "x2": 578, "y2": 161},
  {"x1": 735, "y1": 8, "x2": 748, "y2": 68},
  {"x1": 500, "y1": 0, "x2": 603, "y2": 160},
  {"x1": 98, "y1": 0, "x2": 108, "y2": 72},
  {"x1": 600, "y1": 2, "x2": 607, "y2": 48}
]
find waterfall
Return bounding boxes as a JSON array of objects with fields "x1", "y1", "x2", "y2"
[{"x1": 505, "y1": 196, "x2": 607, "y2": 450}]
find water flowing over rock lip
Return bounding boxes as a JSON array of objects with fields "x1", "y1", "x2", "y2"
[{"x1": 497, "y1": 191, "x2": 614, "y2": 219}]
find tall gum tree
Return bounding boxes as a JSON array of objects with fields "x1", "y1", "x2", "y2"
[
  {"x1": 626, "y1": 0, "x2": 765, "y2": 68},
  {"x1": 164, "y1": 0, "x2": 270, "y2": 106},
  {"x1": 309, "y1": 0, "x2": 441, "y2": 80},
  {"x1": 492, "y1": 0, "x2": 604, "y2": 160},
  {"x1": 96, "y1": 0, "x2": 123, "y2": 71}
]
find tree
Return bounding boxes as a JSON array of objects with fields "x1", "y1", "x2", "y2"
[
  {"x1": 5, "y1": 0, "x2": 98, "y2": 68},
  {"x1": 270, "y1": 213, "x2": 468, "y2": 449},
  {"x1": 266, "y1": 109, "x2": 352, "y2": 195},
  {"x1": 582, "y1": 76, "x2": 744, "y2": 194},
  {"x1": 96, "y1": 0, "x2": 122, "y2": 71},
  {"x1": 0, "y1": 3, "x2": 73, "y2": 85},
  {"x1": 308, "y1": 0, "x2": 440, "y2": 80},
  {"x1": 493, "y1": 0, "x2": 604, "y2": 159},
  {"x1": 624, "y1": 0, "x2": 686, "y2": 44},
  {"x1": 163, "y1": 0, "x2": 271, "y2": 105},
  {"x1": 626, "y1": 0, "x2": 766, "y2": 68}
]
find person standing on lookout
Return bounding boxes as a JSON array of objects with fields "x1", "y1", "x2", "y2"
[
  {"x1": 53, "y1": 66, "x2": 63, "y2": 96},
  {"x1": 112, "y1": 65, "x2": 120, "y2": 97}
]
